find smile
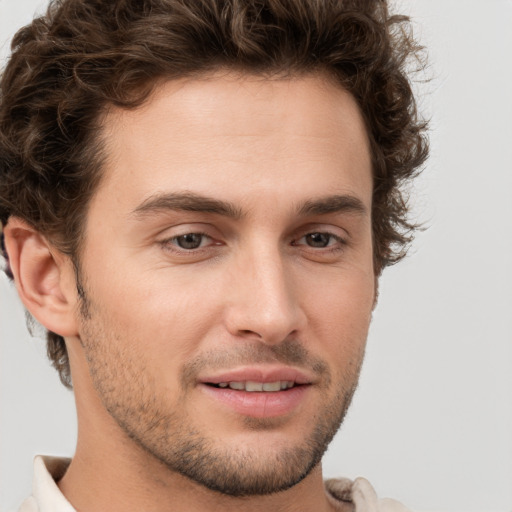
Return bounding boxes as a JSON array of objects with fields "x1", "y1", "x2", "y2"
[
  {"x1": 199, "y1": 367, "x2": 313, "y2": 418},
  {"x1": 210, "y1": 381, "x2": 297, "y2": 392}
]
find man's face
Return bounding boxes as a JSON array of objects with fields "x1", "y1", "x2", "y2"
[{"x1": 75, "y1": 73, "x2": 375, "y2": 496}]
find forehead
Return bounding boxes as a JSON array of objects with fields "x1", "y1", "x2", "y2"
[{"x1": 94, "y1": 72, "x2": 372, "y2": 213}]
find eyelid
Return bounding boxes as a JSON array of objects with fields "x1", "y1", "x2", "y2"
[
  {"x1": 159, "y1": 231, "x2": 219, "y2": 251},
  {"x1": 154, "y1": 219, "x2": 226, "y2": 242},
  {"x1": 154, "y1": 222, "x2": 225, "y2": 258},
  {"x1": 292, "y1": 232, "x2": 346, "y2": 249},
  {"x1": 291, "y1": 222, "x2": 349, "y2": 241},
  {"x1": 170, "y1": 231, "x2": 211, "y2": 245}
]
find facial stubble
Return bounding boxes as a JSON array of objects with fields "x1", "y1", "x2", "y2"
[{"x1": 76, "y1": 284, "x2": 366, "y2": 497}]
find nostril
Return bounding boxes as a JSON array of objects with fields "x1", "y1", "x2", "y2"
[{"x1": 238, "y1": 329, "x2": 262, "y2": 338}]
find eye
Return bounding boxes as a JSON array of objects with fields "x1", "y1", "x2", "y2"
[
  {"x1": 293, "y1": 232, "x2": 344, "y2": 249},
  {"x1": 165, "y1": 232, "x2": 213, "y2": 250},
  {"x1": 304, "y1": 232, "x2": 334, "y2": 248}
]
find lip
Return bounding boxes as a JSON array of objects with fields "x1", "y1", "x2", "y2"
[
  {"x1": 198, "y1": 365, "x2": 314, "y2": 418},
  {"x1": 199, "y1": 383, "x2": 310, "y2": 418},
  {"x1": 198, "y1": 365, "x2": 315, "y2": 386}
]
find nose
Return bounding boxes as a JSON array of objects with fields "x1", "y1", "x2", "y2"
[{"x1": 223, "y1": 246, "x2": 305, "y2": 345}]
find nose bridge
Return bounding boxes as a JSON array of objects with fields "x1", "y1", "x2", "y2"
[{"x1": 225, "y1": 239, "x2": 302, "y2": 343}]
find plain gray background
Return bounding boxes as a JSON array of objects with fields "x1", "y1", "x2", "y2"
[{"x1": 1, "y1": 0, "x2": 511, "y2": 511}]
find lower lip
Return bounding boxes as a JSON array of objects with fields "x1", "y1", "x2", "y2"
[{"x1": 199, "y1": 384, "x2": 309, "y2": 418}]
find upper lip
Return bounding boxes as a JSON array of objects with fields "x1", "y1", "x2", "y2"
[{"x1": 198, "y1": 365, "x2": 315, "y2": 385}]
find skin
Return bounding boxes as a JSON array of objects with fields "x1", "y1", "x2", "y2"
[{"x1": 6, "y1": 73, "x2": 375, "y2": 512}]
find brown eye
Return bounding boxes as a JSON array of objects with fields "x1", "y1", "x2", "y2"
[
  {"x1": 175, "y1": 233, "x2": 206, "y2": 249},
  {"x1": 304, "y1": 233, "x2": 332, "y2": 248},
  {"x1": 292, "y1": 231, "x2": 346, "y2": 253}
]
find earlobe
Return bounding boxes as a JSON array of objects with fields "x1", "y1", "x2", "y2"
[{"x1": 3, "y1": 217, "x2": 79, "y2": 337}]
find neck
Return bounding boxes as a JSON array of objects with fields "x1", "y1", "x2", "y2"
[{"x1": 58, "y1": 434, "x2": 338, "y2": 512}]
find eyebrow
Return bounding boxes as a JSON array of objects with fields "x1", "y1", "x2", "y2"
[
  {"x1": 297, "y1": 194, "x2": 367, "y2": 217},
  {"x1": 131, "y1": 192, "x2": 244, "y2": 219},
  {"x1": 131, "y1": 192, "x2": 367, "y2": 220}
]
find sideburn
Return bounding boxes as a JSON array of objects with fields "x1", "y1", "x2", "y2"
[{"x1": 73, "y1": 258, "x2": 91, "y2": 321}]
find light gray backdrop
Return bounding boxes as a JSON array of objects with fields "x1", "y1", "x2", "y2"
[{"x1": 1, "y1": 0, "x2": 511, "y2": 511}]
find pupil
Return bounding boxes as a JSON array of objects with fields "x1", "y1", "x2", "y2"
[
  {"x1": 306, "y1": 233, "x2": 329, "y2": 247},
  {"x1": 177, "y1": 233, "x2": 202, "y2": 249}
]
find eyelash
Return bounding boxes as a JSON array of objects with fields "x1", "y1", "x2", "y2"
[
  {"x1": 159, "y1": 231, "x2": 215, "y2": 253},
  {"x1": 159, "y1": 230, "x2": 347, "y2": 255},
  {"x1": 291, "y1": 232, "x2": 347, "y2": 252}
]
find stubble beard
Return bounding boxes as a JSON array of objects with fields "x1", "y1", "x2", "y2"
[{"x1": 77, "y1": 288, "x2": 365, "y2": 497}]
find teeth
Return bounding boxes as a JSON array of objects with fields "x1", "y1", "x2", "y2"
[
  {"x1": 246, "y1": 381, "x2": 263, "y2": 392},
  {"x1": 218, "y1": 381, "x2": 295, "y2": 392},
  {"x1": 262, "y1": 382, "x2": 281, "y2": 392}
]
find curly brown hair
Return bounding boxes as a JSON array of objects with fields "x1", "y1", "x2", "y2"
[{"x1": 0, "y1": 0, "x2": 428, "y2": 388}]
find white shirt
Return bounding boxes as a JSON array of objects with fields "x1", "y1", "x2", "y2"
[{"x1": 16, "y1": 455, "x2": 412, "y2": 511}]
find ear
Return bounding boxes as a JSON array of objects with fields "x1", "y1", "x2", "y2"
[{"x1": 3, "y1": 217, "x2": 79, "y2": 337}]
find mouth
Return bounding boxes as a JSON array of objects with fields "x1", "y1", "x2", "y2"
[
  {"x1": 206, "y1": 380, "x2": 298, "y2": 392},
  {"x1": 198, "y1": 367, "x2": 313, "y2": 418}
]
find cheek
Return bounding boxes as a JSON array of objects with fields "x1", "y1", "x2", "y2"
[
  {"x1": 86, "y1": 266, "x2": 224, "y2": 363},
  {"x1": 307, "y1": 279, "x2": 372, "y2": 391},
  {"x1": 300, "y1": 266, "x2": 374, "y2": 352}
]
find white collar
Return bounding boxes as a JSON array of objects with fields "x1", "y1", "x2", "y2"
[{"x1": 29, "y1": 455, "x2": 74, "y2": 512}]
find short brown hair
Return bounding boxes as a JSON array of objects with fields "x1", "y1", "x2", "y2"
[{"x1": 0, "y1": 0, "x2": 428, "y2": 387}]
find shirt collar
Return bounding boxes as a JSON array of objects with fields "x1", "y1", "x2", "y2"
[{"x1": 32, "y1": 455, "x2": 75, "y2": 512}]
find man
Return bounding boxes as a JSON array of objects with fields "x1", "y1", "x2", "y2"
[{"x1": 0, "y1": 0, "x2": 428, "y2": 510}]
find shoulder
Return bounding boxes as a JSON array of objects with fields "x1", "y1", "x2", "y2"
[{"x1": 325, "y1": 477, "x2": 412, "y2": 512}]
